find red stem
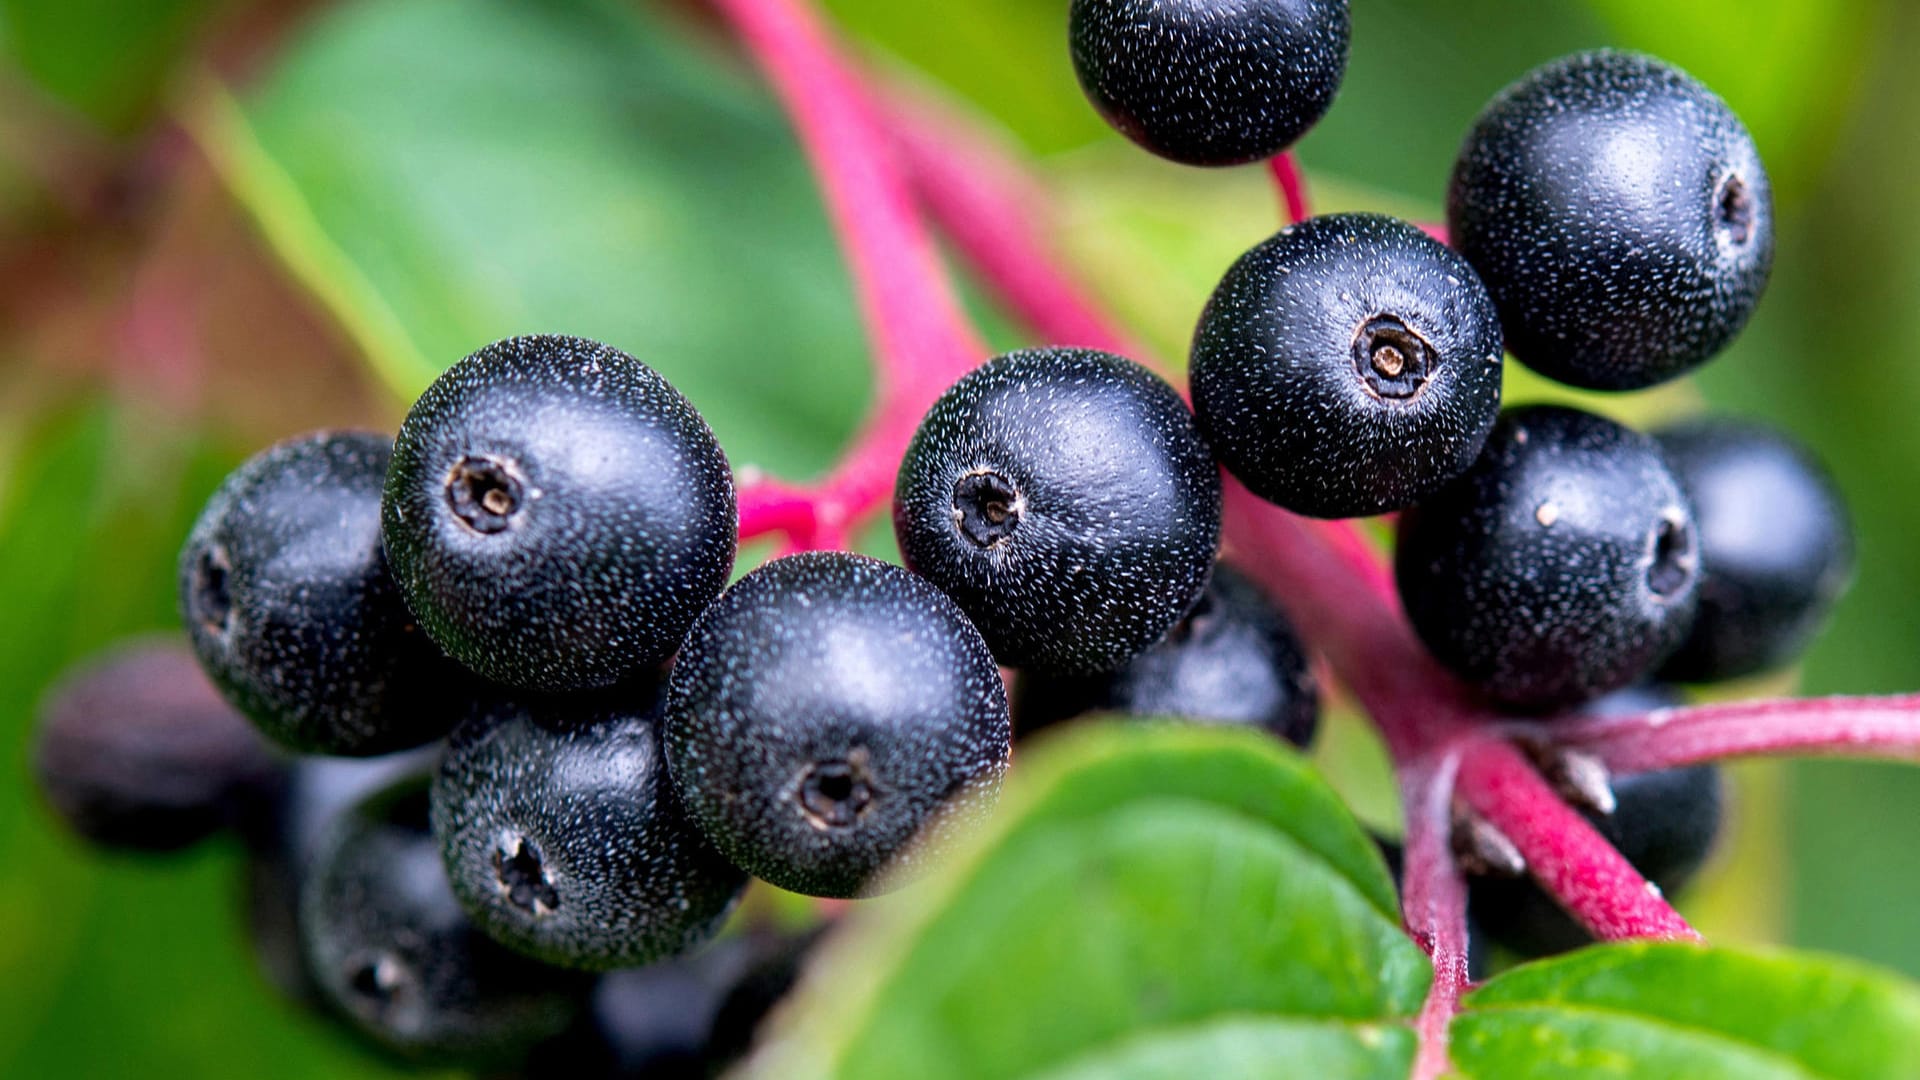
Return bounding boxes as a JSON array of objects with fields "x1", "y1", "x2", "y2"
[
  {"x1": 711, "y1": 1, "x2": 1920, "y2": 1067},
  {"x1": 1398, "y1": 752, "x2": 1471, "y2": 1080},
  {"x1": 712, "y1": 0, "x2": 985, "y2": 548},
  {"x1": 1544, "y1": 693, "x2": 1920, "y2": 775},
  {"x1": 1456, "y1": 738, "x2": 1702, "y2": 942},
  {"x1": 887, "y1": 95, "x2": 1146, "y2": 360},
  {"x1": 1269, "y1": 152, "x2": 1312, "y2": 226}
]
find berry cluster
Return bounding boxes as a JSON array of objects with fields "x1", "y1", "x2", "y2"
[{"x1": 28, "y1": 0, "x2": 1888, "y2": 1074}]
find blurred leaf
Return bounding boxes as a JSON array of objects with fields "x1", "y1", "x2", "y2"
[
  {"x1": 0, "y1": 0, "x2": 213, "y2": 131},
  {"x1": 1451, "y1": 942, "x2": 1920, "y2": 1078},
  {"x1": 743, "y1": 724, "x2": 1428, "y2": 1079},
  {"x1": 0, "y1": 401, "x2": 415, "y2": 1078},
  {"x1": 821, "y1": 0, "x2": 1106, "y2": 154},
  {"x1": 203, "y1": 0, "x2": 876, "y2": 478}
]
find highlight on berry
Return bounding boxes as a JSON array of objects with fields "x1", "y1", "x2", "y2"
[{"x1": 15, "y1": 1, "x2": 1919, "y2": 1078}]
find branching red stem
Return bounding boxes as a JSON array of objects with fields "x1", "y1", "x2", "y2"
[
  {"x1": 1455, "y1": 738, "x2": 1702, "y2": 942},
  {"x1": 1543, "y1": 693, "x2": 1920, "y2": 775},
  {"x1": 712, "y1": 0, "x2": 985, "y2": 549},
  {"x1": 716, "y1": 1, "x2": 1920, "y2": 1071},
  {"x1": 886, "y1": 95, "x2": 1146, "y2": 359},
  {"x1": 1269, "y1": 152, "x2": 1312, "y2": 226}
]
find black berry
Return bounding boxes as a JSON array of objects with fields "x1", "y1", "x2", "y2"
[
  {"x1": 1014, "y1": 562, "x2": 1318, "y2": 747},
  {"x1": 1473, "y1": 686, "x2": 1723, "y2": 959},
  {"x1": 1069, "y1": 0, "x2": 1351, "y2": 166},
  {"x1": 32, "y1": 639, "x2": 280, "y2": 852},
  {"x1": 241, "y1": 748, "x2": 442, "y2": 1008},
  {"x1": 431, "y1": 688, "x2": 747, "y2": 971},
  {"x1": 180, "y1": 430, "x2": 455, "y2": 755},
  {"x1": 1656, "y1": 418, "x2": 1856, "y2": 682},
  {"x1": 666, "y1": 552, "x2": 1011, "y2": 899},
  {"x1": 1448, "y1": 50, "x2": 1774, "y2": 390},
  {"x1": 1396, "y1": 406, "x2": 1701, "y2": 710},
  {"x1": 1191, "y1": 213, "x2": 1504, "y2": 518},
  {"x1": 300, "y1": 775, "x2": 590, "y2": 1065},
  {"x1": 384, "y1": 335, "x2": 737, "y2": 692},
  {"x1": 893, "y1": 347, "x2": 1222, "y2": 674}
]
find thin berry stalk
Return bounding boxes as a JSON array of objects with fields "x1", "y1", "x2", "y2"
[
  {"x1": 1544, "y1": 693, "x2": 1920, "y2": 775},
  {"x1": 712, "y1": 0, "x2": 985, "y2": 549},
  {"x1": 1269, "y1": 152, "x2": 1312, "y2": 226}
]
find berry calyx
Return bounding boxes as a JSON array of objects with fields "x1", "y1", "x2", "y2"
[
  {"x1": 1448, "y1": 50, "x2": 1774, "y2": 390},
  {"x1": 1192, "y1": 212, "x2": 1505, "y2": 518},
  {"x1": 383, "y1": 334, "x2": 737, "y2": 692},
  {"x1": 665, "y1": 552, "x2": 1011, "y2": 898},
  {"x1": 1396, "y1": 406, "x2": 1701, "y2": 710},
  {"x1": 894, "y1": 347, "x2": 1222, "y2": 674}
]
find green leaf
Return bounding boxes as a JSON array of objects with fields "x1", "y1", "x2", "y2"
[
  {"x1": 0, "y1": 401, "x2": 416, "y2": 1079},
  {"x1": 204, "y1": 0, "x2": 874, "y2": 478},
  {"x1": 1451, "y1": 942, "x2": 1920, "y2": 1078},
  {"x1": 742, "y1": 724, "x2": 1429, "y2": 1080},
  {"x1": 0, "y1": 0, "x2": 213, "y2": 131}
]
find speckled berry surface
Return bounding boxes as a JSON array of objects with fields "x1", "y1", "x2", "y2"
[
  {"x1": 383, "y1": 334, "x2": 737, "y2": 692},
  {"x1": 1396, "y1": 406, "x2": 1701, "y2": 711},
  {"x1": 180, "y1": 430, "x2": 455, "y2": 756},
  {"x1": 1015, "y1": 563, "x2": 1319, "y2": 747},
  {"x1": 33, "y1": 639, "x2": 280, "y2": 851},
  {"x1": 665, "y1": 553, "x2": 1010, "y2": 899},
  {"x1": 1448, "y1": 49, "x2": 1773, "y2": 390},
  {"x1": 893, "y1": 348, "x2": 1221, "y2": 674},
  {"x1": 300, "y1": 776, "x2": 590, "y2": 1066},
  {"x1": 1192, "y1": 213, "x2": 1504, "y2": 518},
  {"x1": 431, "y1": 688, "x2": 746, "y2": 970},
  {"x1": 1070, "y1": 0, "x2": 1350, "y2": 166},
  {"x1": 1656, "y1": 418, "x2": 1855, "y2": 682}
]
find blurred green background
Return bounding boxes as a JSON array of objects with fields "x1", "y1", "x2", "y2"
[{"x1": 0, "y1": 0, "x2": 1915, "y2": 1074}]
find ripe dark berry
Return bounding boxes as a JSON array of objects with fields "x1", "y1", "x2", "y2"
[
  {"x1": 1472, "y1": 686, "x2": 1723, "y2": 959},
  {"x1": 384, "y1": 335, "x2": 736, "y2": 692},
  {"x1": 1069, "y1": 0, "x2": 1351, "y2": 166},
  {"x1": 301, "y1": 775, "x2": 590, "y2": 1065},
  {"x1": 1396, "y1": 406, "x2": 1701, "y2": 710},
  {"x1": 1448, "y1": 50, "x2": 1774, "y2": 390},
  {"x1": 32, "y1": 640, "x2": 280, "y2": 852},
  {"x1": 1656, "y1": 418, "x2": 1856, "y2": 682},
  {"x1": 1014, "y1": 563, "x2": 1319, "y2": 746},
  {"x1": 432, "y1": 688, "x2": 747, "y2": 970},
  {"x1": 1191, "y1": 213, "x2": 1505, "y2": 518},
  {"x1": 893, "y1": 348, "x2": 1221, "y2": 674},
  {"x1": 179, "y1": 430, "x2": 454, "y2": 756},
  {"x1": 242, "y1": 748, "x2": 442, "y2": 1008},
  {"x1": 666, "y1": 553, "x2": 1011, "y2": 898}
]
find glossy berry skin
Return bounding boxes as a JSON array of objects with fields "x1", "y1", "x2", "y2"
[
  {"x1": 1191, "y1": 213, "x2": 1505, "y2": 518},
  {"x1": 300, "y1": 776, "x2": 590, "y2": 1066},
  {"x1": 666, "y1": 553, "x2": 1011, "y2": 899},
  {"x1": 1472, "y1": 685, "x2": 1723, "y2": 959},
  {"x1": 1014, "y1": 563, "x2": 1319, "y2": 747},
  {"x1": 1448, "y1": 50, "x2": 1774, "y2": 390},
  {"x1": 1069, "y1": 0, "x2": 1350, "y2": 166},
  {"x1": 431, "y1": 688, "x2": 747, "y2": 971},
  {"x1": 894, "y1": 348, "x2": 1221, "y2": 674},
  {"x1": 1396, "y1": 406, "x2": 1701, "y2": 711},
  {"x1": 1656, "y1": 419, "x2": 1855, "y2": 682},
  {"x1": 33, "y1": 640, "x2": 279, "y2": 852},
  {"x1": 384, "y1": 335, "x2": 736, "y2": 692},
  {"x1": 180, "y1": 430, "x2": 453, "y2": 756}
]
